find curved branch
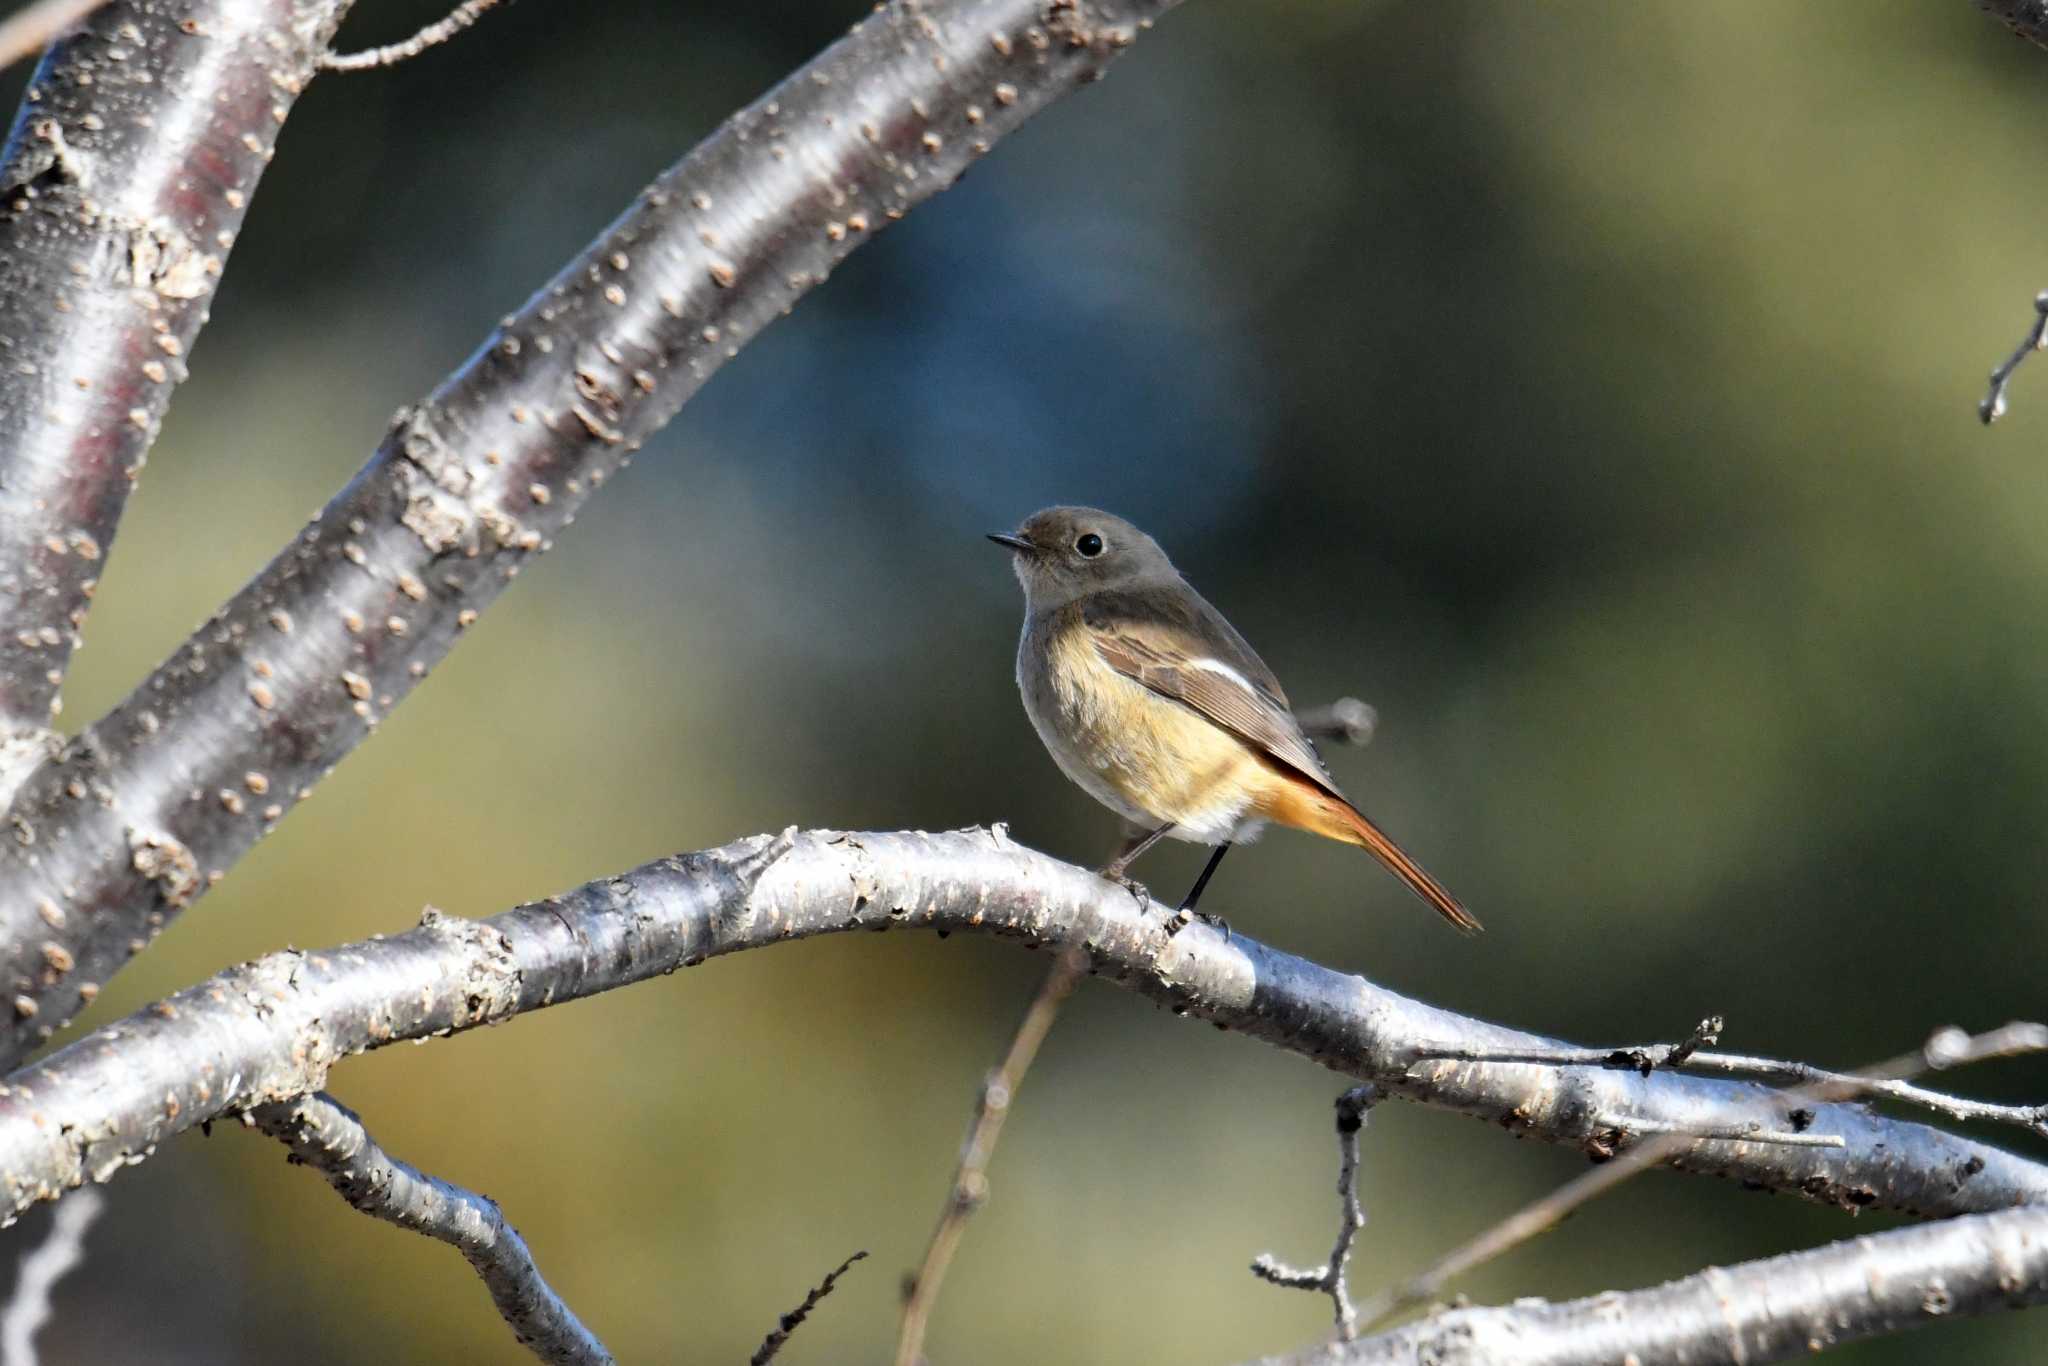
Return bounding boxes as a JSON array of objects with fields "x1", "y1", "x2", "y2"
[
  {"x1": 0, "y1": 0, "x2": 1189, "y2": 1061},
  {"x1": 0, "y1": 828, "x2": 2038, "y2": 1226},
  {"x1": 250, "y1": 1092, "x2": 610, "y2": 1366},
  {"x1": 0, "y1": 0, "x2": 350, "y2": 756},
  {"x1": 1253, "y1": 1203, "x2": 2048, "y2": 1366}
]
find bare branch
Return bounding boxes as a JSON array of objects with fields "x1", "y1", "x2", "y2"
[
  {"x1": 1250, "y1": 1204, "x2": 2048, "y2": 1366},
  {"x1": 896, "y1": 948, "x2": 1085, "y2": 1366},
  {"x1": 0, "y1": 828, "x2": 2039, "y2": 1229},
  {"x1": 0, "y1": 0, "x2": 102, "y2": 76},
  {"x1": 320, "y1": 0, "x2": 503, "y2": 72},
  {"x1": 249, "y1": 1092, "x2": 610, "y2": 1366},
  {"x1": 751, "y1": 1250, "x2": 866, "y2": 1366},
  {"x1": 1251, "y1": 1088, "x2": 1375, "y2": 1341},
  {"x1": 1980, "y1": 0, "x2": 2048, "y2": 51},
  {"x1": 0, "y1": 0, "x2": 350, "y2": 762},
  {"x1": 0, "y1": 0, "x2": 1191, "y2": 1062},
  {"x1": 1418, "y1": 1019, "x2": 2048, "y2": 1137},
  {"x1": 0, "y1": 1187, "x2": 102, "y2": 1366},
  {"x1": 1979, "y1": 289, "x2": 2048, "y2": 423}
]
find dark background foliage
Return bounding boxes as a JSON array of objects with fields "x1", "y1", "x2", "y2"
[{"x1": 4, "y1": 1, "x2": 2045, "y2": 1360}]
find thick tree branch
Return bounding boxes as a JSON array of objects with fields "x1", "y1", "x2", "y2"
[
  {"x1": 0, "y1": 0, "x2": 1189, "y2": 1061},
  {"x1": 1251, "y1": 1204, "x2": 2048, "y2": 1366},
  {"x1": 249, "y1": 1092, "x2": 610, "y2": 1366},
  {"x1": 0, "y1": 829, "x2": 2038, "y2": 1227},
  {"x1": 0, "y1": 0, "x2": 350, "y2": 760}
]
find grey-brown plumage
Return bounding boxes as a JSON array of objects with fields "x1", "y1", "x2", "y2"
[{"x1": 991, "y1": 506, "x2": 1479, "y2": 933}]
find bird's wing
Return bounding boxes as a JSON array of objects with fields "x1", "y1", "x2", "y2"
[{"x1": 1080, "y1": 588, "x2": 1340, "y2": 794}]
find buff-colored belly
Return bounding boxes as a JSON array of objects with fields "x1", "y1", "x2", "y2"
[{"x1": 1019, "y1": 621, "x2": 1267, "y2": 845}]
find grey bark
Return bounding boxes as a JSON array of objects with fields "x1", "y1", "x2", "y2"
[
  {"x1": 0, "y1": 0, "x2": 350, "y2": 759},
  {"x1": 1981, "y1": 0, "x2": 2048, "y2": 48},
  {"x1": 250, "y1": 1092, "x2": 610, "y2": 1366},
  {"x1": 0, "y1": 0, "x2": 1186, "y2": 1063},
  {"x1": 0, "y1": 828, "x2": 2038, "y2": 1225},
  {"x1": 1254, "y1": 1203, "x2": 2048, "y2": 1366}
]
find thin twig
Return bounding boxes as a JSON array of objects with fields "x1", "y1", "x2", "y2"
[
  {"x1": 1414, "y1": 1017, "x2": 2048, "y2": 1137},
  {"x1": 0, "y1": 0, "x2": 101, "y2": 75},
  {"x1": 1979, "y1": 289, "x2": 2048, "y2": 423},
  {"x1": 895, "y1": 947, "x2": 1086, "y2": 1366},
  {"x1": 1416, "y1": 1015, "x2": 1723, "y2": 1077},
  {"x1": 1359, "y1": 1021, "x2": 2045, "y2": 1330},
  {"x1": 750, "y1": 1250, "x2": 867, "y2": 1366},
  {"x1": 320, "y1": 0, "x2": 504, "y2": 71},
  {"x1": 0, "y1": 1188, "x2": 103, "y2": 1366},
  {"x1": 249, "y1": 1093, "x2": 611, "y2": 1366},
  {"x1": 1295, "y1": 698, "x2": 1378, "y2": 748},
  {"x1": 1251, "y1": 1088, "x2": 1377, "y2": 1341},
  {"x1": 2, "y1": 830, "x2": 2043, "y2": 1229}
]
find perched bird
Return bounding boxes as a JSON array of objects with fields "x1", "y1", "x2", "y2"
[{"x1": 990, "y1": 506, "x2": 1479, "y2": 934}]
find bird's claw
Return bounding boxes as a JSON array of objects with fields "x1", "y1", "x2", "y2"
[{"x1": 1097, "y1": 869, "x2": 1150, "y2": 907}]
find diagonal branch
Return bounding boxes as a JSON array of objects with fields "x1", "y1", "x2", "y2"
[
  {"x1": 249, "y1": 1092, "x2": 610, "y2": 1366},
  {"x1": 0, "y1": 828, "x2": 2039, "y2": 1227},
  {"x1": 750, "y1": 1250, "x2": 867, "y2": 1366},
  {"x1": 1248, "y1": 1203, "x2": 2048, "y2": 1366},
  {"x1": 0, "y1": 0, "x2": 352, "y2": 764},
  {"x1": 0, "y1": 0, "x2": 1191, "y2": 1063}
]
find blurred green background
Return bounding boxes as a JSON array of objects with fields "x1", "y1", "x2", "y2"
[{"x1": 5, "y1": 0, "x2": 2048, "y2": 1361}]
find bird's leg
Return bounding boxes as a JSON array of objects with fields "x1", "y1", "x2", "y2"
[
  {"x1": 1166, "y1": 843, "x2": 1233, "y2": 937},
  {"x1": 1100, "y1": 823, "x2": 1173, "y2": 903}
]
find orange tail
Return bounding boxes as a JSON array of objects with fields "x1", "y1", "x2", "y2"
[{"x1": 1258, "y1": 776, "x2": 1482, "y2": 935}]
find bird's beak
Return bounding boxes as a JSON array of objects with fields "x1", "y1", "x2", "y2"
[{"x1": 986, "y1": 532, "x2": 1036, "y2": 554}]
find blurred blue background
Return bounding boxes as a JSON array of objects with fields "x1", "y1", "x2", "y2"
[{"x1": 6, "y1": 0, "x2": 2048, "y2": 1360}]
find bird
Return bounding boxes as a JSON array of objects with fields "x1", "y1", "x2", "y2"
[{"x1": 989, "y1": 506, "x2": 1479, "y2": 934}]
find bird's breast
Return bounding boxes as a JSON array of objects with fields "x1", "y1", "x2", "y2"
[{"x1": 1016, "y1": 613, "x2": 1265, "y2": 842}]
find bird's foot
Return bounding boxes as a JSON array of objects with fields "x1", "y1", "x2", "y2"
[{"x1": 1097, "y1": 867, "x2": 1150, "y2": 907}]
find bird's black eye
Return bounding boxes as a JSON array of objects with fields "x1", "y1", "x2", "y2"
[{"x1": 1075, "y1": 533, "x2": 1104, "y2": 558}]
